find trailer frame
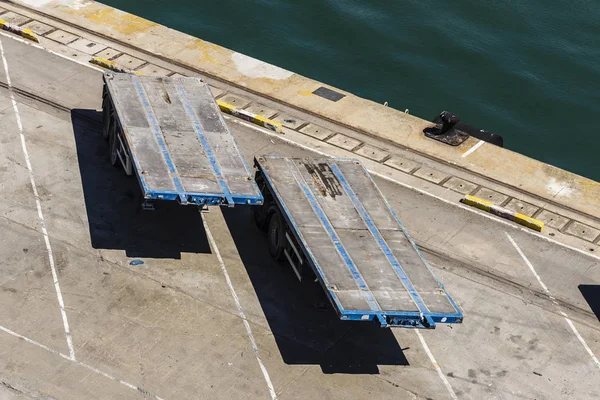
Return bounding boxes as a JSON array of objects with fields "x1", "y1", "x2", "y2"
[
  {"x1": 253, "y1": 156, "x2": 463, "y2": 328},
  {"x1": 101, "y1": 72, "x2": 263, "y2": 208}
]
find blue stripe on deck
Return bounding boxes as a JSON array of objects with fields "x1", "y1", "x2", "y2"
[
  {"x1": 359, "y1": 164, "x2": 464, "y2": 318},
  {"x1": 254, "y1": 159, "x2": 345, "y2": 313},
  {"x1": 329, "y1": 162, "x2": 431, "y2": 317},
  {"x1": 174, "y1": 81, "x2": 234, "y2": 207},
  {"x1": 132, "y1": 75, "x2": 187, "y2": 204},
  {"x1": 285, "y1": 158, "x2": 381, "y2": 312}
]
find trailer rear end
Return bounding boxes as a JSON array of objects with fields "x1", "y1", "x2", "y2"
[
  {"x1": 101, "y1": 72, "x2": 262, "y2": 208},
  {"x1": 253, "y1": 156, "x2": 463, "y2": 328}
]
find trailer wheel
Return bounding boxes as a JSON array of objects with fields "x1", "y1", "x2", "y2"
[
  {"x1": 254, "y1": 203, "x2": 269, "y2": 231},
  {"x1": 101, "y1": 94, "x2": 111, "y2": 140},
  {"x1": 108, "y1": 118, "x2": 119, "y2": 167},
  {"x1": 267, "y1": 209, "x2": 286, "y2": 261},
  {"x1": 253, "y1": 174, "x2": 269, "y2": 231}
]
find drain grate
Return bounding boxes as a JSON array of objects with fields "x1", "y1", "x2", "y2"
[{"x1": 312, "y1": 86, "x2": 345, "y2": 102}]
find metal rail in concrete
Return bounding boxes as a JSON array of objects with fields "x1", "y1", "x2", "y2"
[
  {"x1": 0, "y1": 28, "x2": 598, "y2": 400},
  {"x1": 6, "y1": 0, "x2": 600, "y2": 221},
  {"x1": 0, "y1": 0, "x2": 598, "y2": 256}
]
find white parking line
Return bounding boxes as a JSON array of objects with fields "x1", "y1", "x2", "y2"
[
  {"x1": 2, "y1": 26, "x2": 598, "y2": 264},
  {"x1": 225, "y1": 116, "x2": 459, "y2": 397},
  {"x1": 224, "y1": 115, "x2": 600, "y2": 263},
  {"x1": 506, "y1": 232, "x2": 600, "y2": 370},
  {"x1": 415, "y1": 330, "x2": 458, "y2": 399},
  {"x1": 0, "y1": 30, "x2": 104, "y2": 72},
  {"x1": 0, "y1": 323, "x2": 164, "y2": 399},
  {"x1": 201, "y1": 213, "x2": 277, "y2": 400},
  {"x1": 0, "y1": 37, "x2": 76, "y2": 360}
]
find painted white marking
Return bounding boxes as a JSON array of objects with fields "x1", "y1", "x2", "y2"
[
  {"x1": 1, "y1": 29, "x2": 596, "y2": 260},
  {"x1": 0, "y1": 37, "x2": 76, "y2": 360},
  {"x1": 506, "y1": 232, "x2": 600, "y2": 370},
  {"x1": 10, "y1": 0, "x2": 53, "y2": 6},
  {"x1": 461, "y1": 140, "x2": 485, "y2": 158},
  {"x1": 1, "y1": 8, "x2": 594, "y2": 265},
  {"x1": 505, "y1": 233, "x2": 549, "y2": 293},
  {"x1": 0, "y1": 324, "x2": 164, "y2": 399},
  {"x1": 0, "y1": 30, "x2": 104, "y2": 72},
  {"x1": 546, "y1": 177, "x2": 575, "y2": 199},
  {"x1": 232, "y1": 52, "x2": 293, "y2": 80},
  {"x1": 415, "y1": 330, "x2": 458, "y2": 400},
  {"x1": 16, "y1": 0, "x2": 89, "y2": 8},
  {"x1": 201, "y1": 214, "x2": 277, "y2": 400},
  {"x1": 560, "y1": 311, "x2": 600, "y2": 370},
  {"x1": 223, "y1": 114, "x2": 600, "y2": 262},
  {"x1": 0, "y1": 323, "x2": 61, "y2": 356}
]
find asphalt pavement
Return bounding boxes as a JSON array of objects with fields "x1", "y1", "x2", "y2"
[{"x1": 0, "y1": 33, "x2": 598, "y2": 400}]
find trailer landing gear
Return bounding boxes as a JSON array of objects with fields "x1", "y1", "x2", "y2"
[{"x1": 141, "y1": 200, "x2": 156, "y2": 211}]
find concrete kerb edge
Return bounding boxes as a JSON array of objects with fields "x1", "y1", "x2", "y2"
[
  {"x1": 90, "y1": 57, "x2": 147, "y2": 75},
  {"x1": 5, "y1": 1, "x2": 599, "y2": 229},
  {"x1": 90, "y1": 56, "x2": 122, "y2": 72},
  {"x1": 0, "y1": 19, "x2": 38, "y2": 42},
  {"x1": 15, "y1": 0, "x2": 600, "y2": 225},
  {"x1": 217, "y1": 99, "x2": 282, "y2": 133},
  {"x1": 461, "y1": 194, "x2": 545, "y2": 232}
]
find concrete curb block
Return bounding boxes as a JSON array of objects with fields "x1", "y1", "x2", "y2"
[
  {"x1": 461, "y1": 194, "x2": 545, "y2": 232},
  {"x1": 0, "y1": 19, "x2": 38, "y2": 42},
  {"x1": 217, "y1": 99, "x2": 283, "y2": 133},
  {"x1": 14, "y1": 0, "x2": 600, "y2": 219},
  {"x1": 89, "y1": 57, "x2": 131, "y2": 73}
]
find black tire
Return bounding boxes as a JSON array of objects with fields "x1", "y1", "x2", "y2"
[
  {"x1": 267, "y1": 209, "x2": 286, "y2": 261},
  {"x1": 253, "y1": 175, "x2": 270, "y2": 231},
  {"x1": 101, "y1": 95, "x2": 111, "y2": 140},
  {"x1": 254, "y1": 203, "x2": 269, "y2": 231},
  {"x1": 108, "y1": 119, "x2": 119, "y2": 167}
]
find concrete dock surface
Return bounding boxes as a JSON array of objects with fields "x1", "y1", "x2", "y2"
[{"x1": 0, "y1": 1, "x2": 598, "y2": 399}]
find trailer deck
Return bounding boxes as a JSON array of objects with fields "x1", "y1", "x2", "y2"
[
  {"x1": 102, "y1": 73, "x2": 262, "y2": 206},
  {"x1": 255, "y1": 156, "x2": 463, "y2": 328}
]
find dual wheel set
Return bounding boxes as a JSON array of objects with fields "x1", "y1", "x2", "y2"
[
  {"x1": 102, "y1": 89, "x2": 133, "y2": 176},
  {"x1": 253, "y1": 172, "x2": 289, "y2": 261},
  {"x1": 103, "y1": 88, "x2": 308, "y2": 285},
  {"x1": 252, "y1": 172, "x2": 314, "y2": 287},
  {"x1": 102, "y1": 91, "x2": 296, "y2": 248}
]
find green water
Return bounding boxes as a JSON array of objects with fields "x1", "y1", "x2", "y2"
[{"x1": 102, "y1": 0, "x2": 600, "y2": 181}]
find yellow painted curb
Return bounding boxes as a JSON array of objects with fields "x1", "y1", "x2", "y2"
[
  {"x1": 217, "y1": 99, "x2": 283, "y2": 133},
  {"x1": 21, "y1": 29, "x2": 39, "y2": 43},
  {"x1": 90, "y1": 57, "x2": 144, "y2": 74},
  {"x1": 513, "y1": 213, "x2": 545, "y2": 232},
  {"x1": 460, "y1": 195, "x2": 545, "y2": 232},
  {"x1": 90, "y1": 57, "x2": 117, "y2": 70},
  {"x1": 461, "y1": 194, "x2": 493, "y2": 212},
  {"x1": 0, "y1": 20, "x2": 39, "y2": 43},
  {"x1": 216, "y1": 99, "x2": 236, "y2": 113}
]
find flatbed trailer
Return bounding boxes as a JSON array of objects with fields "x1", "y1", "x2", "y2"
[
  {"x1": 253, "y1": 156, "x2": 463, "y2": 328},
  {"x1": 101, "y1": 72, "x2": 262, "y2": 207}
]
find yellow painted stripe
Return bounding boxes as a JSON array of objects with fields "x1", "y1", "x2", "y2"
[
  {"x1": 90, "y1": 57, "x2": 117, "y2": 70},
  {"x1": 217, "y1": 100, "x2": 283, "y2": 133},
  {"x1": 254, "y1": 114, "x2": 283, "y2": 133},
  {"x1": 0, "y1": 21, "x2": 39, "y2": 43},
  {"x1": 460, "y1": 194, "x2": 493, "y2": 212},
  {"x1": 217, "y1": 99, "x2": 236, "y2": 114},
  {"x1": 90, "y1": 57, "x2": 140, "y2": 74},
  {"x1": 21, "y1": 29, "x2": 39, "y2": 43},
  {"x1": 514, "y1": 213, "x2": 545, "y2": 232},
  {"x1": 461, "y1": 194, "x2": 544, "y2": 232}
]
